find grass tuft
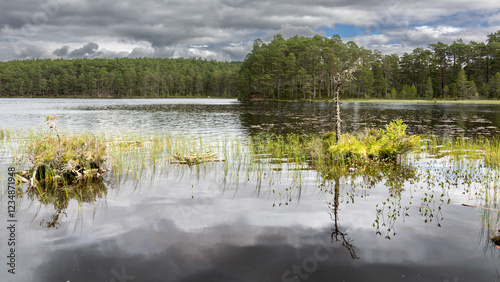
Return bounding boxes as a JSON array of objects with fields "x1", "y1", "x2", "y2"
[{"x1": 23, "y1": 131, "x2": 107, "y2": 189}]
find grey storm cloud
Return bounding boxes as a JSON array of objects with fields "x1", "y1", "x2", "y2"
[
  {"x1": 53, "y1": 42, "x2": 131, "y2": 59},
  {"x1": 0, "y1": 0, "x2": 498, "y2": 61},
  {"x1": 68, "y1": 42, "x2": 99, "y2": 58},
  {"x1": 53, "y1": 45, "x2": 69, "y2": 57}
]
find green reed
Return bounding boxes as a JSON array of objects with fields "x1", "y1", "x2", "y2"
[
  {"x1": 418, "y1": 135, "x2": 500, "y2": 168},
  {"x1": 5, "y1": 121, "x2": 500, "y2": 230}
]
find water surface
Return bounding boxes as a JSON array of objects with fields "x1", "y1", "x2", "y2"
[
  {"x1": 1, "y1": 98, "x2": 500, "y2": 282},
  {"x1": 1, "y1": 98, "x2": 500, "y2": 136}
]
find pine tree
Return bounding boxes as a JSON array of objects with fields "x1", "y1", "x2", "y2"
[{"x1": 426, "y1": 77, "x2": 434, "y2": 99}]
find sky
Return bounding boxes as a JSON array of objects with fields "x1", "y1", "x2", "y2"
[{"x1": 0, "y1": 0, "x2": 499, "y2": 62}]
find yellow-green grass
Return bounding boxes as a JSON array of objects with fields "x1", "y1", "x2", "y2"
[
  {"x1": 5, "y1": 124, "x2": 500, "y2": 198},
  {"x1": 341, "y1": 99, "x2": 500, "y2": 105},
  {"x1": 418, "y1": 135, "x2": 500, "y2": 168},
  {"x1": 5, "y1": 123, "x2": 499, "y2": 230},
  {"x1": 248, "y1": 98, "x2": 500, "y2": 105},
  {"x1": 249, "y1": 120, "x2": 422, "y2": 181}
]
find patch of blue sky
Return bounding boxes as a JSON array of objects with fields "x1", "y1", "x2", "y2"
[
  {"x1": 319, "y1": 24, "x2": 388, "y2": 39},
  {"x1": 252, "y1": 31, "x2": 267, "y2": 38},
  {"x1": 426, "y1": 10, "x2": 492, "y2": 28},
  {"x1": 0, "y1": 38, "x2": 16, "y2": 42}
]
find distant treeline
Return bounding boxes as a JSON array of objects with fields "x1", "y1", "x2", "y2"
[
  {"x1": 1, "y1": 31, "x2": 500, "y2": 100},
  {"x1": 0, "y1": 57, "x2": 241, "y2": 97},
  {"x1": 239, "y1": 31, "x2": 500, "y2": 100}
]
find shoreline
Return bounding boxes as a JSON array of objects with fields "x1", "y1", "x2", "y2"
[
  {"x1": 2, "y1": 96, "x2": 500, "y2": 105},
  {"x1": 242, "y1": 98, "x2": 500, "y2": 105},
  {"x1": 0, "y1": 95, "x2": 235, "y2": 99}
]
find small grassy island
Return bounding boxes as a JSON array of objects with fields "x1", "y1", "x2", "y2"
[
  {"x1": 251, "y1": 119, "x2": 421, "y2": 178},
  {"x1": 21, "y1": 116, "x2": 107, "y2": 189}
]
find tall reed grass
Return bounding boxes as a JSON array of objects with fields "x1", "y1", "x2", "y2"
[
  {"x1": 418, "y1": 135, "x2": 500, "y2": 168},
  {"x1": 2, "y1": 120, "x2": 500, "y2": 235}
]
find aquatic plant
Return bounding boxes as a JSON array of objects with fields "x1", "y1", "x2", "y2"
[
  {"x1": 6, "y1": 118, "x2": 109, "y2": 228},
  {"x1": 250, "y1": 120, "x2": 421, "y2": 180},
  {"x1": 6, "y1": 119, "x2": 499, "y2": 233},
  {"x1": 327, "y1": 119, "x2": 421, "y2": 160},
  {"x1": 0, "y1": 128, "x2": 11, "y2": 140},
  {"x1": 17, "y1": 117, "x2": 107, "y2": 191},
  {"x1": 23, "y1": 131, "x2": 107, "y2": 188},
  {"x1": 418, "y1": 135, "x2": 500, "y2": 168}
]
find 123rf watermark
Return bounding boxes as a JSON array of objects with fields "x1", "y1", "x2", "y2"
[{"x1": 6, "y1": 167, "x2": 17, "y2": 275}]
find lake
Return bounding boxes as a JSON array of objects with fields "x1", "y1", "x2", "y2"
[{"x1": 1, "y1": 98, "x2": 500, "y2": 282}]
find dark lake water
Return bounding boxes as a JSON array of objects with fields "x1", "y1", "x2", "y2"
[
  {"x1": 1, "y1": 98, "x2": 500, "y2": 136},
  {"x1": 1, "y1": 98, "x2": 500, "y2": 282}
]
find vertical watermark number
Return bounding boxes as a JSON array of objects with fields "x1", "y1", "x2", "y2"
[{"x1": 6, "y1": 167, "x2": 17, "y2": 275}]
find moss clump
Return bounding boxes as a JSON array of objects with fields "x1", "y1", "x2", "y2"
[
  {"x1": 252, "y1": 120, "x2": 420, "y2": 163},
  {"x1": 25, "y1": 132, "x2": 107, "y2": 188},
  {"x1": 251, "y1": 120, "x2": 421, "y2": 179},
  {"x1": 327, "y1": 119, "x2": 421, "y2": 160}
]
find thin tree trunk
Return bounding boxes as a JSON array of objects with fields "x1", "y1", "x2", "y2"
[{"x1": 335, "y1": 90, "x2": 341, "y2": 143}]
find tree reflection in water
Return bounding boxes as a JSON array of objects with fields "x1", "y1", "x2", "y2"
[
  {"x1": 328, "y1": 177, "x2": 359, "y2": 259},
  {"x1": 320, "y1": 158, "x2": 418, "y2": 243}
]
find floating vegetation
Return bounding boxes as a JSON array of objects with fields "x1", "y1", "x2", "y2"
[
  {"x1": 4, "y1": 117, "x2": 500, "y2": 240},
  {"x1": 248, "y1": 120, "x2": 500, "y2": 248},
  {"x1": 20, "y1": 117, "x2": 107, "y2": 190},
  {"x1": 172, "y1": 152, "x2": 225, "y2": 166},
  {"x1": 319, "y1": 119, "x2": 418, "y2": 160},
  {"x1": 251, "y1": 119, "x2": 421, "y2": 179},
  {"x1": 419, "y1": 135, "x2": 500, "y2": 168},
  {"x1": 104, "y1": 132, "x2": 237, "y2": 184},
  {"x1": 6, "y1": 117, "x2": 109, "y2": 228}
]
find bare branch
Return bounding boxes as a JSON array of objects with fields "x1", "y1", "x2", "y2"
[{"x1": 331, "y1": 58, "x2": 362, "y2": 142}]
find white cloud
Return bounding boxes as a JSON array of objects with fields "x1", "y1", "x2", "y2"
[
  {"x1": 263, "y1": 24, "x2": 324, "y2": 41},
  {"x1": 221, "y1": 41, "x2": 254, "y2": 61},
  {"x1": 0, "y1": 0, "x2": 498, "y2": 60},
  {"x1": 384, "y1": 25, "x2": 466, "y2": 46},
  {"x1": 346, "y1": 34, "x2": 390, "y2": 46}
]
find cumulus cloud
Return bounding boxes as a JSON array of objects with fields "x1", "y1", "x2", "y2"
[
  {"x1": 68, "y1": 42, "x2": 99, "y2": 58},
  {"x1": 391, "y1": 25, "x2": 465, "y2": 46},
  {"x1": 128, "y1": 45, "x2": 236, "y2": 61},
  {"x1": 346, "y1": 34, "x2": 390, "y2": 46},
  {"x1": 0, "y1": 42, "x2": 46, "y2": 60},
  {"x1": 128, "y1": 47, "x2": 154, "y2": 59},
  {"x1": 263, "y1": 24, "x2": 324, "y2": 41},
  {"x1": 0, "y1": 0, "x2": 498, "y2": 60},
  {"x1": 53, "y1": 45, "x2": 69, "y2": 57},
  {"x1": 221, "y1": 42, "x2": 254, "y2": 61}
]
